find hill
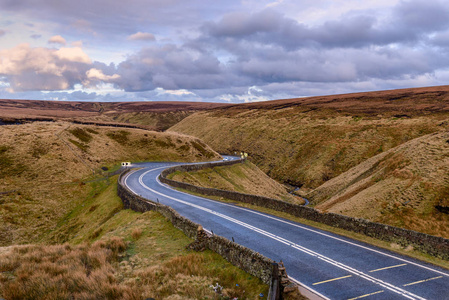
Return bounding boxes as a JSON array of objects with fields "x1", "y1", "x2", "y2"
[
  {"x1": 0, "y1": 121, "x2": 221, "y2": 246},
  {"x1": 0, "y1": 99, "x2": 230, "y2": 131},
  {"x1": 169, "y1": 85, "x2": 449, "y2": 237},
  {"x1": 308, "y1": 130, "x2": 449, "y2": 237},
  {"x1": 170, "y1": 86, "x2": 449, "y2": 188}
]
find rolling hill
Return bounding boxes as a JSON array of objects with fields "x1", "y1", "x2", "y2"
[
  {"x1": 169, "y1": 85, "x2": 449, "y2": 237},
  {"x1": 0, "y1": 121, "x2": 221, "y2": 246},
  {"x1": 0, "y1": 99, "x2": 229, "y2": 131}
]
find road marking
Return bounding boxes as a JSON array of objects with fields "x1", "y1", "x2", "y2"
[
  {"x1": 313, "y1": 275, "x2": 353, "y2": 285},
  {"x1": 132, "y1": 170, "x2": 426, "y2": 300},
  {"x1": 149, "y1": 168, "x2": 449, "y2": 279},
  {"x1": 369, "y1": 263, "x2": 407, "y2": 273},
  {"x1": 125, "y1": 163, "x2": 449, "y2": 299},
  {"x1": 289, "y1": 277, "x2": 331, "y2": 300},
  {"x1": 403, "y1": 276, "x2": 443, "y2": 287},
  {"x1": 347, "y1": 290, "x2": 384, "y2": 300}
]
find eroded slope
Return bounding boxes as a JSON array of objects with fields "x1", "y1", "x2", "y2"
[{"x1": 309, "y1": 131, "x2": 449, "y2": 237}]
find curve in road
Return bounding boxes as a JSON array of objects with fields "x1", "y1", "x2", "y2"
[{"x1": 124, "y1": 158, "x2": 449, "y2": 300}]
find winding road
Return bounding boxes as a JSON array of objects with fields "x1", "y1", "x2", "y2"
[{"x1": 124, "y1": 157, "x2": 449, "y2": 300}]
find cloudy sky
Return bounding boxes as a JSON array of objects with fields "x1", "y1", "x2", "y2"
[{"x1": 1, "y1": 0, "x2": 449, "y2": 102}]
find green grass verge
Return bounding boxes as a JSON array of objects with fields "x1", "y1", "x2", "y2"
[{"x1": 42, "y1": 175, "x2": 270, "y2": 299}]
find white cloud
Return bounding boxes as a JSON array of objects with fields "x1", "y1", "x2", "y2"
[
  {"x1": 55, "y1": 47, "x2": 91, "y2": 63},
  {"x1": 48, "y1": 35, "x2": 66, "y2": 45},
  {"x1": 86, "y1": 68, "x2": 120, "y2": 81},
  {"x1": 0, "y1": 44, "x2": 93, "y2": 91},
  {"x1": 127, "y1": 32, "x2": 156, "y2": 41},
  {"x1": 71, "y1": 40, "x2": 83, "y2": 47},
  {"x1": 155, "y1": 87, "x2": 195, "y2": 96}
]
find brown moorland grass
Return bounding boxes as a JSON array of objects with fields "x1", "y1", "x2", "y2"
[
  {"x1": 0, "y1": 238, "x2": 132, "y2": 300},
  {"x1": 0, "y1": 99, "x2": 230, "y2": 131},
  {"x1": 169, "y1": 85, "x2": 449, "y2": 239},
  {"x1": 310, "y1": 131, "x2": 449, "y2": 238},
  {"x1": 0, "y1": 121, "x2": 220, "y2": 246},
  {"x1": 170, "y1": 109, "x2": 447, "y2": 190},
  {"x1": 0, "y1": 121, "x2": 298, "y2": 299}
]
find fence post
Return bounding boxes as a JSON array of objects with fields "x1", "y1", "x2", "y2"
[{"x1": 268, "y1": 262, "x2": 282, "y2": 300}]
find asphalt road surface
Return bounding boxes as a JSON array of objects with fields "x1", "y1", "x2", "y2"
[{"x1": 124, "y1": 157, "x2": 449, "y2": 300}]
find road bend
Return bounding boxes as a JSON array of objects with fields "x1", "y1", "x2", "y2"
[{"x1": 124, "y1": 158, "x2": 449, "y2": 300}]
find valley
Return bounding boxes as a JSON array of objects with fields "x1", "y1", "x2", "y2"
[{"x1": 2, "y1": 85, "x2": 449, "y2": 298}]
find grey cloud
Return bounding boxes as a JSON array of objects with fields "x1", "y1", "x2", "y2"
[
  {"x1": 128, "y1": 32, "x2": 156, "y2": 41},
  {"x1": 393, "y1": 0, "x2": 449, "y2": 32},
  {"x1": 203, "y1": 9, "x2": 282, "y2": 37},
  {"x1": 200, "y1": 1, "x2": 449, "y2": 51},
  {"x1": 431, "y1": 30, "x2": 449, "y2": 47},
  {"x1": 114, "y1": 45, "x2": 230, "y2": 92},
  {"x1": 0, "y1": 29, "x2": 5, "y2": 36},
  {"x1": 0, "y1": 0, "x2": 243, "y2": 40},
  {"x1": 3, "y1": 0, "x2": 449, "y2": 103}
]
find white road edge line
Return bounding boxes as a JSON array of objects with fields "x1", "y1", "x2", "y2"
[
  {"x1": 289, "y1": 277, "x2": 331, "y2": 300},
  {"x1": 124, "y1": 163, "x2": 449, "y2": 299},
  {"x1": 135, "y1": 166, "x2": 449, "y2": 279},
  {"x1": 133, "y1": 169, "x2": 426, "y2": 300}
]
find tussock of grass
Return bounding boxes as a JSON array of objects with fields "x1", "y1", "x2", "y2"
[
  {"x1": 131, "y1": 228, "x2": 142, "y2": 240},
  {"x1": 0, "y1": 238, "x2": 133, "y2": 300}
]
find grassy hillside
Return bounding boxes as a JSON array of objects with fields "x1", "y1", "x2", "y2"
[
  {"x1": 0, "y1": 121, "x2": 290, "y2": 299},
  {"x1": 0, "y1": 176, "x2": 271, "y2": 299},
  {"x1": 105, "y1": 110, "x2": 194, "y2": 131},
  {"x1": 169, "y1": 86, "x2": 449, "y2": 190},
  {"x1": 170, "y1": 110, "x2": 445, "y2": 190},
  {"x1": 168, "y1": 161, "x2": 304, "y2": 205},
  {"x1": 308, "y1": 131, "x2": 449, "y2": 238},
  {"x1": 169, "y1": 86, "x2": 449, "y2": 237},
  {"x1": 0, "y1": 122, "x2": 220, "y2": 246}
]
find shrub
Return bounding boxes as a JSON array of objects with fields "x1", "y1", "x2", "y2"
[
  {"x1": 131, "y1": 228, "x2": 142, "y2": 240},
  {"x1": 69, "y1": 128, "x2": 93, "y2": 143}
]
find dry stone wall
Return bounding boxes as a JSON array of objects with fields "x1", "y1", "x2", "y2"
[
  {"x1": 160, "y1": 161, "x2": 449, "y2": 260},
  {"x1": 117, "y1": 168, "x2": 276, "y2": 285}
]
